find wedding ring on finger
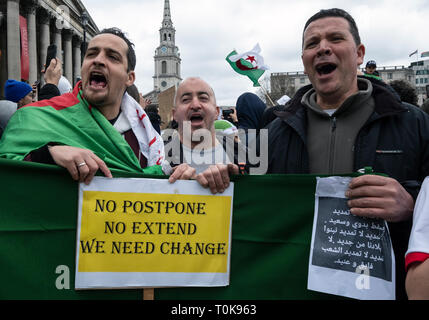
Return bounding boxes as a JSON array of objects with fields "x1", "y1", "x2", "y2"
[{"x1": 77, "y1": 162, "x2": 87, "y2": 168}]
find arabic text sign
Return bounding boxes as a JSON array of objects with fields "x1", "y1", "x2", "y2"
[{"x1": 308, "y1": 176, "x2": 395, "y2": 300}]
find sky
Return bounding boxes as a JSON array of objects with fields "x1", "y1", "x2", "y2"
[{"x1": 83, "y1": 0, "x2": 429, "y2": 106}]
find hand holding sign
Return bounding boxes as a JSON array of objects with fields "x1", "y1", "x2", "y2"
[
  {"x1": 346, "y1": 175, "x2": 414, "y2": 223},
  {"x1": 48, "y1": 145, "x2": 112, "y2": 184},
  {"x1": 168, "y1": 163, "x2": 197, "y2": 183},
  {"x1": 196, "y1": 163, "x2": 239, "y2": 194},
  {"x1": 169, "y1": 163, "x2": 239, "y2": 195}
]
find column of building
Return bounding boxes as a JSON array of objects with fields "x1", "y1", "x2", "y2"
[
  {"x1": 63, "y1": 29, "x2": 73, "y2": 84},
  {"x1": 52, "y1": 25, "x2": 62, "y2": 64},
  {"x1": 38, "y1": 8, "x2": 51, "y2": 85},
  {"x1": 6, "y1": 0, "x2": 20, "y2": 80},
  {"x1": 2, "y1": 0, "x2": 87, "y2": 95},
  {"x1": 73, "y1": 35, "x2": 82, "y2": 84},
  {"x1": 23, "y1": 1, "x2": 37, "y2": 84}
]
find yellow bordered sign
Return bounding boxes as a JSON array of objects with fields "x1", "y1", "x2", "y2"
[{"x1": 75, "y1": 177, "x2": 233, "y2": 289}]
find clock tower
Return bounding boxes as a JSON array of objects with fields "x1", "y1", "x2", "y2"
[{"x1": 154, "y1": 0, "x2": 181, "y2": 91}]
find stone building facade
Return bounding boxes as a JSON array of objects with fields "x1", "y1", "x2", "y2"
[
  {"x1": 410, "y1": 59, "x2": 429, "y2": 105},
  {"x1": 270, "y1": 71, "x2": 311, "y2": 102},
  {"x1": 0, "y1": 0, "x2": 98, "y2": 98}
]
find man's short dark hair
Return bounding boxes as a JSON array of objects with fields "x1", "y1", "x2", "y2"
[
  {"x1": 303, "y1": 8, "x2": 361, "y2": 47},
  {"x1": 99, "y1": 27, "x2": 136, "y2": 72}
]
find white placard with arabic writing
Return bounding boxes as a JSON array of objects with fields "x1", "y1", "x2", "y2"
[{"x1": 308, "y1": 176, "x2": 395, "y2": 300}]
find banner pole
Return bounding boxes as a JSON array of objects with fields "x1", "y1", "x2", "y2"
[
  {"x1": 143, "y1": 288, "x2": 154, "y2": 300},
  {"x1": 258, "y1": 80, "x2": 275, "y2": 107}
]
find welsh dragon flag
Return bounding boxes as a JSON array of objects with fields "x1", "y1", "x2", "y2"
[{"x1": 226, "y1": 44, "x2": 269, "y2": 87}]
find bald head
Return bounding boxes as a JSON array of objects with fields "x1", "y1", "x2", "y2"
[
  {"x1": 172, "y1": 77, "x2": 220, "y2": 148},
  {"x1": 174, "y1": 77, "x2": 216, "y2": 107}
]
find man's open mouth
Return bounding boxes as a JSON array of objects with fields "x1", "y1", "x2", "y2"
[
  {"x1": 316, "y1": 63, "x2": 337, "y2": 75},
  {"x1": 89, "y1": 72, "x2": 107, "y2": 88},
  {"x1": 189, "y1": 114, "x2": 204, "y2": 123}
]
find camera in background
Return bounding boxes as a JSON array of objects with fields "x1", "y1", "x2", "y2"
[{"x1": 221, "y1": 107, "x2": 235, "y2": 123}]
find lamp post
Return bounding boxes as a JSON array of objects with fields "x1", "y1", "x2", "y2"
[{"x1": 81, "y1": 10, "x2": 88, "y2": 63}]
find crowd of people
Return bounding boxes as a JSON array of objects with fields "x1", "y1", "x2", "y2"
[{"x1": 1, "y1": 8, "x2": 429, "y2": 300}]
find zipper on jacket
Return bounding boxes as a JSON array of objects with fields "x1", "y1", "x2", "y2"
[
  {"x1": 331, "y1": 116, "x2": 337, "y2": 132},
  {"x1": 329, "y1": 116, "x2": 337, "y2": 173}
]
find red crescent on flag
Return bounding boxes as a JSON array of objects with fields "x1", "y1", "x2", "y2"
[{"x1": 235, "y1": 59, "x2": 258, "y2": 71}]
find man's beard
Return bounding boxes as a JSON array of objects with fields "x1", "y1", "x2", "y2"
[{"x1": 82, "y1": 86, "x2": 107, "y2": 107}]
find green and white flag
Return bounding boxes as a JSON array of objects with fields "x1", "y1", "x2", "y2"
[
  {"x1": 226, "y1": 44, "x2": 268, "y2": 87},
  {"x1": 0, "y1": 82, "x2": 164, "y2": 176}
]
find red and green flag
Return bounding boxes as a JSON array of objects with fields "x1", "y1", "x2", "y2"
[
  {"x1": 0, "y1": 83, "x2": 163, "y2": 176},
  {"x1": 421, "y1": 51, "x2": 429, "y2": 58},
  {"x1": 226, "y1": 44, "x2": 268, "y2": 87}
]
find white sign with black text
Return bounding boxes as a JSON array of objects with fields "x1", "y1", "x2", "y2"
[{"x1": 308, "y1": 176, "x2": 395, "y2": 300}]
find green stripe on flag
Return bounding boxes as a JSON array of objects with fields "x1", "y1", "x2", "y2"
[{"x1": 0, "y1": 158, "x2": 358, "y2": 299}]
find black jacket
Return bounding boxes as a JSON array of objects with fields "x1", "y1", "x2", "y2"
[
  {"x1": 38, "y1": 83, "x2": 61, "y2": 101},
  {"x1": 265, "y1": 78, "x2": 429, "y2": 300},
  {"x1": 267, "y1": 80, "x2": 429, "y2": 195}
]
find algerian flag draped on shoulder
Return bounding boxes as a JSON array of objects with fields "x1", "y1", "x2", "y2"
[
  {"x1": 0, "y1": 82, "x2": 164, "y2": 176},
  {"x1": 226, "y1": 44, "x2": 268, "y2": 87}
]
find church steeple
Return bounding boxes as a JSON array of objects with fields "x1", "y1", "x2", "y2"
[
  {"x1": 163, "y1": 0, "x2": 172, "y2": 26},
  {"x1": 153, "y1": 0, "x2": 181, "y2": 91},
  {"x1": 160, "y1": 0, "x2": 175, "y2": 45}
]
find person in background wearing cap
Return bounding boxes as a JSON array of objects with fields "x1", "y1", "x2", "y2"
[
  {"x1": 4, "y1": 80, "x2": 35, "y2": 108},
  {"x1": 166, "y1": 77, "x2": 247, "y2": 194},
  {"x1": 364, "y1": 60, "x2": 381, "y2": 79}
]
